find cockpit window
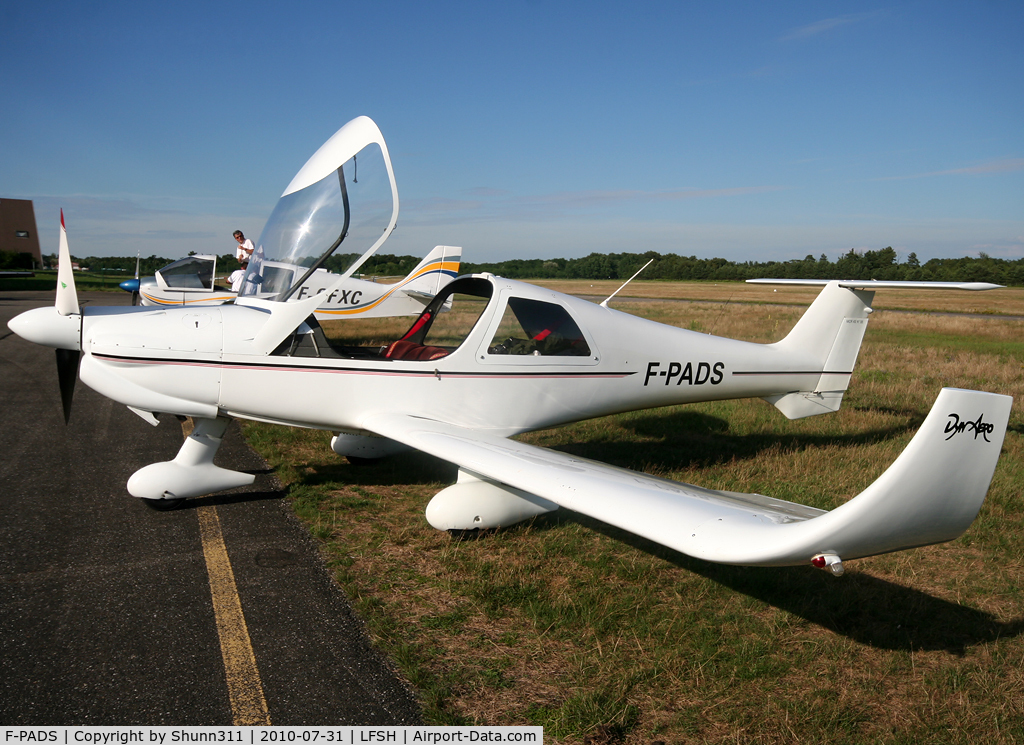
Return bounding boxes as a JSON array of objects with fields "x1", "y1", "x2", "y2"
[
  {"x1": 157, "y1": 256, "x2": 215, "y2": 290},
  {"x1": 381, "y1": 277, "x2": 493, "y2": 361},
  {"x1": 487, "y1": 298, "x2": 591, "y2": 357},
  {"x1": 277, "y1": 276, "x2": 495, "y2": 362}
]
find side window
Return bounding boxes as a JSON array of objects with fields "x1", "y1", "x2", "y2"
[
  {"x1": 158, "y1": 256, "x2": 215, "y2": 290},
  {"x1": 488, "y1": 298, "x2": 591, "y2": 357}
]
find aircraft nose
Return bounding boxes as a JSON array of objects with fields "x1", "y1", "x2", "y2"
[
  {"x1": 8, "y1": 306, "x2": 82, "y2": 351},
  {"x1": 119, "y1": 278, "x2": 140, "y2": 292}
]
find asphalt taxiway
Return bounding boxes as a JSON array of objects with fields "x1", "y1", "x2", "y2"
[{"x1": 0, "y1": 292, "x2": 420, "y2": 725}]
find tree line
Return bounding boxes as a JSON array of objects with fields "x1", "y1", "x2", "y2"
[
  {"x1": 32, "y1": 247, "x2": 1024, "y2": 286},
  {"x1": 41, "y1": 251, "x2": 425, "y2": 278},
  {"x1": 462, "y1": 247, "x2": 1024, "y2": 285}
]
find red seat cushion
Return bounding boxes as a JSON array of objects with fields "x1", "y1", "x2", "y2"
[{"x1": 384, "y1": 340, "x2": 449, "y2": 361}]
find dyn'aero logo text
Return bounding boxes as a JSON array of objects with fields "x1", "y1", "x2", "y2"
[
  {"x1": 644, "y1": 361, "x2": 725, "y2": 387},
  {"x1": 944, "y1": 412, "x2": 995, "y2": 442}
]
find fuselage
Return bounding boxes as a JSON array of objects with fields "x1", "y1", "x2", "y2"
[{"x1": 76, "y1": 274, "x2": 824, "y2": 436}]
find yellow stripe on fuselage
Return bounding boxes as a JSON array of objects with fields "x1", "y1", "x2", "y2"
[{"x1": 141, "y1": 292, "x2": 235, "y2": 306}]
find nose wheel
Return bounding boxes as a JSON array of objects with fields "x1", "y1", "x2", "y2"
[{"x1": 128, "y1": 417, "x2": 255, "y2": 504}]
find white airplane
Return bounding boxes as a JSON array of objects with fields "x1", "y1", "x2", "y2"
[
  {"x1": 9, "y1": 116, "x2": 1012, "y2": 575},
  {"x1": 118, "y1": 245, "x2": 462, "y2": 321}
]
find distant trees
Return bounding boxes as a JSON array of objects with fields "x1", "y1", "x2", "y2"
[
  {"x1": 59, "y1": 253, "x2": 245, "y2": 276},
  {"x1": 463, "y1": 248, "x2": 1024, "y2": 285},
  {"x1": 0, "y1": 251, "x2": 35, "y2": 270},
  {"x1": 49, "y1": 247, "x2": 1024, "y2": 286}
]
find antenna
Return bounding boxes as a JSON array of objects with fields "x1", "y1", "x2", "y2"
[{"x1": 599, "y1": 259, "x2": 653, "y2": 308}]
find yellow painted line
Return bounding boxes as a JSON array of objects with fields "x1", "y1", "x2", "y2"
[{"x1": 197, "y1": 505, "x2": 272, "y2": 726}]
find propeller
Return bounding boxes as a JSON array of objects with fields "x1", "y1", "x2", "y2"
[
  {"x1": 118, "y1": 253, "x2": 141, "y2": 304},
  {"x1": 54, "y1": 210, "x2": 81, "y2": 423},
  {"x1": 55, "y1": 348, "x2": 81, "y2": 424},
  {"x1": 6, "y1": 210, "x2": 84, "y2": 424},
  {"x1": 131, "y1": 251, "x2": 140, "y2": 305},
  {"x1": 55, "y1": 210, "x2": 79, "y2": 316}
]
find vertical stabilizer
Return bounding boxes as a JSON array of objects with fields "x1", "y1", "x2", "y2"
[
  {"x1": 402, "y1": 245, "x2": 462, "y2": 297},
  {"x1": 763, "y1": 282, "x2": 874, "y2": 419}
]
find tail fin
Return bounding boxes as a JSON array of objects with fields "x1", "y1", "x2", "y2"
[
  {"x1": 751, "y1": 278, "x2": 1005, "y2": 419},
  {"x1": 400, "y1": 245, "x2": 461, "y2": 302},
  {"x1": 764, "y1": 281, "x2": 875, "y2": 419},
  {"x1": 310, "y1": 245, "x2": 462, "y2": 324}
]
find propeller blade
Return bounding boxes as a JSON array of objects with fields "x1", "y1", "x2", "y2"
[
  {"x1": 55, "y1": 347, "x2": 81, "y2": 424},
  {"x1": 55, "y1": 210, "x2": 80, "y2": 316}
]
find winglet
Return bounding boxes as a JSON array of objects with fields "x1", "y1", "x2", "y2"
[
  {"x1": 688, "y1": 388, "x2": 1012, "y2": 565},
  {"x1": 55, "y1": 210, "x2": 80, "y2": 316}
]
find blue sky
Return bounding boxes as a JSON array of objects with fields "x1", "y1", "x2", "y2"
[{"x1": 2, "y1": 1, "x2": 1021, "y2": 264}]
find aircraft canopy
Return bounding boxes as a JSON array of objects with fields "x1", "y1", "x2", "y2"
[{"x1": 240, "y1": 116, "x2": 399, "y2": 301}]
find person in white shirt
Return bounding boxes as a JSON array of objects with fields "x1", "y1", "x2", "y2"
[
  {"x1": 233, "y1": 230, "x2": 254, "y2": 263},
  {"x1": 229, "y1": 261, "x2": 248, "y2": 293}
]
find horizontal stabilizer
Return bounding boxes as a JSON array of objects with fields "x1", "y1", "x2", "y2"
[
  {"x1": 403, "y1": 289, "x2": 436, "y2": 305},
  {"x1": 365, "y1": 387, "x2": 1011, "y2": 568},
  {"x1": 747, "y1": 279, "x2": 1003, "y2": 291}
]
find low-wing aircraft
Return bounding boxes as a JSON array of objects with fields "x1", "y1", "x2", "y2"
[
  {"x1": 117, "y1": 245, "x2": 462, "y2": 321},
  {"x1": 9, "y1": 116, "x2": 1012, "y2": 575}
]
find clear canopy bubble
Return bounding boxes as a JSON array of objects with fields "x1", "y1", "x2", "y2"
[{"x1": 240, "y1": 124, "x2": 397, "y2": 300}]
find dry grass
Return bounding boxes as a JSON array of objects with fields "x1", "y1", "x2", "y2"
[
  {"x1": 242, "y1": 282, "x2": 1024, "y2": 744},
  {"x1": 532, "y1": 278, "x2": 1024, "y2": 316}
]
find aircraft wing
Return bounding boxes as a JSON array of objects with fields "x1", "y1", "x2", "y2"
[{"x1": 364, "y1": 387, "x2": 1010, "y2": 568}]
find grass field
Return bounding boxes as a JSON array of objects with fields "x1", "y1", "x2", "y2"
[
  {"x1": 530, "y1": 278, "x2": 1024, "y2": 316},
  {"x1": 0, "y1": 270, "x2": 128, "y2": 293},
  {"x1": 241, "y1": 280, "x2": 1024, "y2": 744}
]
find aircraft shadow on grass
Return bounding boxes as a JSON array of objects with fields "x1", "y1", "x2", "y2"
[
  {"x1": 571, "y1": 514, "x2": 1024, "y2": 655},
  {"x1": 287, "y1": 449, "x2": 1024, "y2": 655},
  {"x1": 551, "y1": 407, "x2": 925, "y2": 475},
  {"x1": 1007, "y1": 421, "x2": 1024, "y2": 437},
  {"x1": 528, "y1": 413, "x2": 1022, "y2": 654}
]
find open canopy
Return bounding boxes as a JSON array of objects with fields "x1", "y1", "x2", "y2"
[{"x1": 240, "y1": 116, "x2": 399, "y2": 301}]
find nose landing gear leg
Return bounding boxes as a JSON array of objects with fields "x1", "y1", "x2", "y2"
[{"x1": 128, "y1": 416, "x2": 255, "y2": 510}]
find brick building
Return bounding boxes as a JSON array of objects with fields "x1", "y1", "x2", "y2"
[{"x1": 0, "y1": 199, "x2": 43, "y2": 268}]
